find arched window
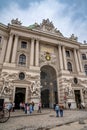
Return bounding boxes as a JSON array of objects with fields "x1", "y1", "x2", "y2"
[
  {"x1": 82, "y1": 54, "x2": 86, "y2": 60},
  {"x1": 84, "y1": 64, "x2": 87, "y2": 75},
  {"x1": 19, "y1": 54, "x2": 26, "y2": 65},
  {"x1": 67, "y1": 62, "x2": 72, "y2": 72}
]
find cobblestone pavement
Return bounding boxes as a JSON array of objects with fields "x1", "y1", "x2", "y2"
[
  {"x1": 51, "y1": 120, "x2": 87, "y2": 130},
  {"x1": 0, "y1": 109, "x2": 87, "y2": 130}
]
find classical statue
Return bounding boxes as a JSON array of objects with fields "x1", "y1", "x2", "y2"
[
  {"x1": 70, "y1": 34, "x2": 78, "y2": 41},
  {"x1": 11, "y1": 18, "x2": 22, "y2": 25}
]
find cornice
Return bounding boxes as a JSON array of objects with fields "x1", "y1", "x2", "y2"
[
  {"x1": 8, "y1": 24, "x2": 81, "y2": 47},
  {"x1": 0, "y1": 22, "x2": 83, "y2": 48},
  {"x1": 0, "y1": 23, "x2": 8, "y2": 32},
  {"x1": 80, "y1": 44, "x2": 87, "y2": 49}
]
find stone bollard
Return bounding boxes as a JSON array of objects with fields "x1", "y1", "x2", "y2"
[{"x1": 79, "y1": 118, "x2": 85, "y2": 124}]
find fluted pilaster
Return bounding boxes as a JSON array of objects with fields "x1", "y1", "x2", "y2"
[
  {"x1": 30, "y1": 38, "x2": 35, "y2": 66},
  {"x1": 62, "y1": 46, "x2": 67, "y2": 70},
  {"x1": 11, "y1": 35, "x2": 18, "y2": 63},
  {"x1": 5, "y1": 33, "x2": 13, "y2": 63},
  {"x1": 74, "y1": 49, "x2": 80, "y2": 72},
  {"x1": 35, "y1": 39, "x2": 39, "y2": 66},
  {"x1": 58, "y1": 45, "x2": 63, "y2": 70},
  {"x1": 0, "y1": 36, "x2": 7, "y2": 64}
]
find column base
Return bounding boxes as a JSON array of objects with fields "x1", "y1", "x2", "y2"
[{"x1": 78, "y1": 72, "x2": 85, "y2": 76}]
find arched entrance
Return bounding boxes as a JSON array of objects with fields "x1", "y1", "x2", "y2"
[
  {"x1": 40, "y1": 65, "x2": 58, "y2": 108},
  {"x1": 15, "y1": 87, "x2": 26, "y2": 109}
]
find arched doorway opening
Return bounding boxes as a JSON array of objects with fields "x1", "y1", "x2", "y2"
[
  {"x1": 15, "y1": 87, "x2": 26, "y2": 109},
  {"x1": 40, "y1": 65, "x2": 58, "y2": 108}
]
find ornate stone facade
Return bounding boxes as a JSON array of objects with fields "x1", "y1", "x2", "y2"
[{"x1": 0, "y1": 19, "x2": 87, "y2": 109}]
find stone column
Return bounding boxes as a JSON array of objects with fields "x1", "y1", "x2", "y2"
[
  {"x1": 30, "y1": 38, "x2": 35, "y2": 66},
  {"x1": 11, "y1": 35, "x2": 18, "y2": 63},
  {"x1": 58, "y1": 45, "x2": 63, "y2": 70},
  {"x1": 74, "y1": 49, "x2": 80, "y2": 72},
  {"x1": 62, "y1": 46, "x2": 67, "y2": 70},
  {"x1": 80, "y1": 89, "x2": 84, "y2": 103},
  {"x1": 77, "y1": 50, "x2": 83, "y2": 72},
  {"x1": 0, "y1": 36, "x2": 7, "y2": 64},
  {"x1": 35, "y1": 39, "x2": 39, "y2": 66},
  {"x1": 5, "y1": 33, "x2": 13, "y2": 63}
]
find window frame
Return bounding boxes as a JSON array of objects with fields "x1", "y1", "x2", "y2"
[
  {"x1": 19, "y1": 54, "x2": 26, "y2": 65},
  {"x1": 67, "y1": 62, "x2": 72, "y2": 72},
  {"x1": 82, "y1": 54, "x2": 86, "y2": 60},
  {"x1": 84, "y1": 64, "x2": 87, "y2": 75},
  {"x1": 21, "y1": 41, "x2": 27, "y2": 49},
  {"x1": 66, "y1": 50, "x2": 70, "y2": 57}
]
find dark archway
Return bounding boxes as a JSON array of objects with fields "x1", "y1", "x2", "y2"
[
  {"x1": 40, "y1": 65, "x2": 58, "y2": 108},
  {"x1": 15, "y1": 87, "x2": 26, "y2": 109},
  {"x1": 41, "y1": 89, "x2": 49, "y2": 108}
]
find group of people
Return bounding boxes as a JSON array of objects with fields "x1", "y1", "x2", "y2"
[
  {"x1": 19, "y1": 101, "x2": 42, "y2": 114},
  {"x1": 55, "y1": 103, "x2": 64, "y2": 117},
  {"x1": 20, "y1": 102, "x2": 35, "y2": 114}
]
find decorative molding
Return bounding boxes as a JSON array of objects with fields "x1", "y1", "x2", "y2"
[
  {"x1": 28, "y1": 19, "x2": 63, "y2": 37},
  {"x1": 29, "y1": 80, "x2": 41, "y2": 97},
  {"x1": 40, "y1": 51, "x2": 57, "y2": 65},
  {"x1": 0, "y1": 72, "x2": 18, "y2": 97}
]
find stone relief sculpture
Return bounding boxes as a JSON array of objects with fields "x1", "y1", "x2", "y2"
[
  {"x1": 63, "y1": 77, "x2": 87, "y2": 98},
  {"x1": 28, "y1": 19, "x2": 63, "y2": 36},
  {"x1": 64, "y1": 83, "x2": 73, "y2": 97},
  {"x1": 30, "y1": 81, "x2": 41, "y2": 97},
  {"x1": 40, "y1": 52, "x2": 57, "y2": 65},
  {"x1": 0, "y1": 72, "x2": 18, "y2": 97}
]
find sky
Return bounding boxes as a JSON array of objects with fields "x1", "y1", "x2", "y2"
[{"x1": 0, "y1": 0, "x2": 87, "y2": 43}]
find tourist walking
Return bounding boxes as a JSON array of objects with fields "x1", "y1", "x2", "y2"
[
  {"x1": 37, "y1": 102, "x2": 42, "y2": 113},
  {"x1": 32, "y1": 101, "x2": 35, "y2": 111},
  {"x1": 7, "y1": 102, "x2": 13, "y2": 112},
  {"x1": 68, "y1": 102, "x2": 71, "y2": 109},
  {"x1": 59, "y1": 103, "x2": 64, "y2": 117},
  {"x1": 29, "y1": 103, "x2": 33, "y2": 114},
  {"x1": 55, "y1": 103, "x2": 60, "y2": 117},
  {"x1": 27, "y1": 104, "x2": 30, "y2": 114}
]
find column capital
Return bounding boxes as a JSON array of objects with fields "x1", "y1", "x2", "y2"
[
  {"x1": 58, "y1": 44, "x2": 62, "y2": 46},
  {"x1": 2, "y1": 35, "x2": 8, "y2": 40},
  {"x1": 9, "y1": 33, "x2": 14, "y2": 36},
  {"x1": 31, "y1": 37, "x2": 36, "y2": 40},
  {"x1": 15, "y1": 34, "x2": 19, "y2": 37},
  {"x1": 35, "y1": 38, "x2": 40, "y2": 41}
]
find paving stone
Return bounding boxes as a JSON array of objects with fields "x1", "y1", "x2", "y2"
[{"x1": 0, "y1": 110, "x2": 87, "y2": 130}]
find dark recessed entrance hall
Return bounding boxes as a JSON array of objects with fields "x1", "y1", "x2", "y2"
[
  {"x1": 40, "y1": 65, "x2": 58, "y2": 108},
  {"x1": 15, "y1": 87, "x2": 26, "y2": 109}
]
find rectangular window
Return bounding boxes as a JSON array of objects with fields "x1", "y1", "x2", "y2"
[
  {"x1": 21, "y1": 41, "x2": 27, "y2": 48},
  {"x1": 82, "y1": 54, "x2": 86, "y2": 60},
  {"x1": 66, "y1": 50, "x2": 70, "y2": 57}
]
